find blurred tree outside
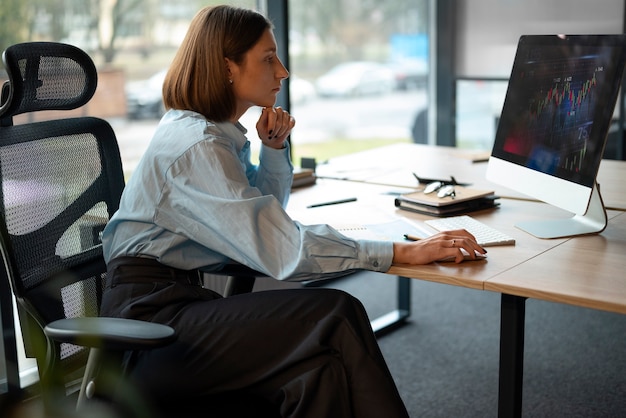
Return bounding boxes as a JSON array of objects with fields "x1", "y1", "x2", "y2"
[
  {"x1": 0, "y1": 0, "x2": 198, "y2": 65},
  {"x1": 0, "y1": 0, "x2": 31, "y2": 51},
  {"x1": 1, "y1": 0, "x2": 427, "y2": 76},
  {"x1": 99, "y1": 0, "x2": 142, "y2": 63}
]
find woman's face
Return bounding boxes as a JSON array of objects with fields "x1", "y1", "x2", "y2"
[{"x1": 227, "y1": 28, "x2": 289, "y2": 119}]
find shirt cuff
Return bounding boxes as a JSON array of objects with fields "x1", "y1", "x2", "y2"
[
  {"x1": 357, "y1": 240, "x2": 394, "y2": 272},
  {"x1": 259, "y1": 142, "x2": 293, "y2": 174}
]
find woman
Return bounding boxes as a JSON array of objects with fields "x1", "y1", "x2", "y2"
[{"x1": 101, "y1": 5, "x2": 485, "y2": 417}]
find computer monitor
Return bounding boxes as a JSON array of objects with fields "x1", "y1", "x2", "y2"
[{"x1": 487, "y1": 35, "x2": 626, "y2": 238}]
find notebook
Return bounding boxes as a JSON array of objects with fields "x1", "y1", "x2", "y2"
[{"x1": 395, "y1": 186, "x2": 500, "y2": 216}]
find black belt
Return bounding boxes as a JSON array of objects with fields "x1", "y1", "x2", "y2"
[{"x1": 107, "y1": 256, "x2": 203, "y2": 288}]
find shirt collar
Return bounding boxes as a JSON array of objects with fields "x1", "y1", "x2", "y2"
[{"x1": 212, "y1": 121, "x2": 248, "y2": 151}]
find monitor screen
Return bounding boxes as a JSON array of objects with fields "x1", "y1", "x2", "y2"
[{"x1": 487, "y1": 35, "x2": 626, "y2": 237}]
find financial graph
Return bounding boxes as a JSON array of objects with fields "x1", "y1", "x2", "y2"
[
  {"x1": 519, "y1": 58, "x2": 604, "y2": 173},
  {"x1": 530, "y1": 69, "x2": 598, "y2": 122}
]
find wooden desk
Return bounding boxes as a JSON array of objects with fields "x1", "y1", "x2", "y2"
[
  {"x1": 289, "y1": 175, "x2": 626, "y2": 418},
  {"x1": 292, "y1": 178, "x2": 587, "y2": 290},
  {"x1": 485, "y1": 211, "x2": 626, "y2": 314}
]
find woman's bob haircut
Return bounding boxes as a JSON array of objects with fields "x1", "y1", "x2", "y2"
[{"x1": 162, "y1": 5, "x2": 272, "y2": 122}]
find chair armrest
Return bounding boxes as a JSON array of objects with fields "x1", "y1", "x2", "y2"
[{"x1": 44, "y1": 317, "x2": 176, "y2": 351}]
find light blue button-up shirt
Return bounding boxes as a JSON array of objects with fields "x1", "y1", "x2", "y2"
[{"x1": 102, "y1": 109, "x2": 393, "y2": 281}]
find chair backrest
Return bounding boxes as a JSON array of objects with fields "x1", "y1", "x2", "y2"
[{"x1": 0, "y1": 42, "x2": 125, "y2": 380}]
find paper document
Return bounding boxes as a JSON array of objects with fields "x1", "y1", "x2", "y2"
[{"x1": 331, "y1": 218, "x2": 435, "y2": 242}]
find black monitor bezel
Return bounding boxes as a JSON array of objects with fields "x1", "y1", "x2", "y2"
[{"x1": 491, "y1": 34, "x2": 626, "y2": 188}]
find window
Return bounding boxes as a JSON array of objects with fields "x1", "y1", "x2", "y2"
[{"x1": 284, "y1": 0, "x2": 430, "y2": 166}]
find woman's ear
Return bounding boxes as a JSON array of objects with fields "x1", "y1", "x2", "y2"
[{"x1": 224, "y1": 57, "x2": 235, "y2": 80}]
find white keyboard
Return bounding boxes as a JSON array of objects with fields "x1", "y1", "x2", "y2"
[{"x1": 425, "y1": 215, "x2": 515, "y2": 247}]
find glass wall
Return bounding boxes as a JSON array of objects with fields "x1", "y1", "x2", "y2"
[{"x1": 283, "y1": 0, "x2": 430, "y2": 166}]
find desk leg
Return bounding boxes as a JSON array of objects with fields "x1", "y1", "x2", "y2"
[
  {"x1": 498, "y1": 293, "x2": 527, "y2": 418},
  {"x1": 371, "y1": 276, "x2": 411, "y2": 337}
]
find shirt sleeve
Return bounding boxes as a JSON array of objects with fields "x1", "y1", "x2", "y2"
[
  {"x1": 152, "y1": 140, "x2": 394, "y2": 281},
  {"x1": 251, "y1": 142, "x2": 294, "y2": 207}
]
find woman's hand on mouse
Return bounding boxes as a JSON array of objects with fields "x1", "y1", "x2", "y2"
[{"x1": 392, "y1": 229, "x2": 487, "y2": 264}]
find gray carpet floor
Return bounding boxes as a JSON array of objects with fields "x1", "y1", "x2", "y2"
[{"x1": 316, "y1": 271, "x2": 626, "y2": 418}]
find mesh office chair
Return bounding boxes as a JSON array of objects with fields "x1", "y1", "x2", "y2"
[{"x1": 0, "y1": 42, "x2": 179, "y2": 416}]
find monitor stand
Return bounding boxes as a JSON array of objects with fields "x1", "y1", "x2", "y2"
[{"x1": 515, "y1": 182, "x2": 608, "y2": 239}]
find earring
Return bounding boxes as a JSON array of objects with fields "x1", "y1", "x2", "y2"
[{"x1": 229, "y1": 79, "x2": 233, "y2": 84}]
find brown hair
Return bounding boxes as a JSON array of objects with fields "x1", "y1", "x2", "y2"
[{"x1": 162, "y1": 5, "x2": 272, "y2": 122}]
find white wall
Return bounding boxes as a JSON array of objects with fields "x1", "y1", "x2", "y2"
[{"x1": 456, "y1": 0, "x2": 624, "y2": 77}]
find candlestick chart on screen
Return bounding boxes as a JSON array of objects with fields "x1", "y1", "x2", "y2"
[{"x1": 503, "y1": 54, "x2": 607, "y2": 174}]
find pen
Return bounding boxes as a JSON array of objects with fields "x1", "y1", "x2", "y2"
[
  {"x1": 307, "y1": 197, "x2": 357, "y2": 208},
  {"x1": 403, "y1": 234, "x2": 423, "y2": 241}
]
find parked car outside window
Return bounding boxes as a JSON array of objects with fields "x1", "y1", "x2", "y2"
[
  {"x1": 126, "y1": 69, "x2": 167, "y2": 120},
  {"x1": 315, "y1": 61, "x2": 396, "y2": 98}
]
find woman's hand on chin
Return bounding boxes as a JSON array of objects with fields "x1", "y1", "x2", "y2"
[{"x1": 256, "y1": 106, "x2": 296, "y2": 149}]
